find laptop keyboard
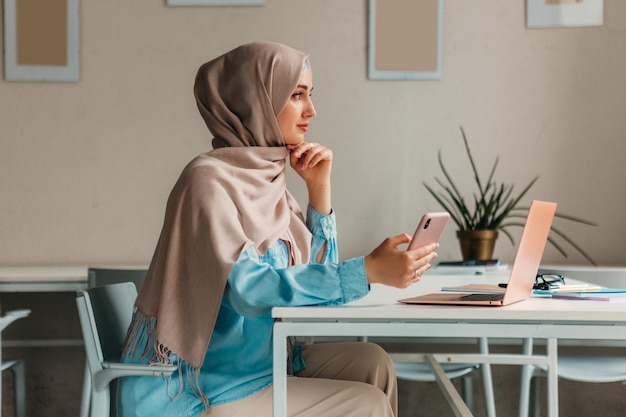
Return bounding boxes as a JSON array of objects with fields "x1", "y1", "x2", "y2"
[{"x1": 459, "y1": 293, "x2": 504, "y2": 301}]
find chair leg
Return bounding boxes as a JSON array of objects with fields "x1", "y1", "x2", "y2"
[
  {"x1": 461, "y1": 375, "x2": 474, "y2": 411},
  {"x1": 529, "y1": 376, "x2": 542, "y2": 417},
  {"x1": 90, "y1": 389, "x2": 111, "y2": 417},
  {"x1": 519, "y1": 338, "x2": 535, "y2": 417},
  {"x1": 479, "y1": 337, "x2": 497, "y2": 417},
  {"x1": 80, "y1": 363, "x2": 91, "y2": 417},
  {"x1": 8, "y1": 360, "x2": 26, "y2": 417}
]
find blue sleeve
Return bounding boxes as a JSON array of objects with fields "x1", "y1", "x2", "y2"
[
  {"x1": 306, "y1": 205, "x2": 338, "y2": 264},
  {"x1": 224, "y1": 206, "x2": 369, "y2": 317}
]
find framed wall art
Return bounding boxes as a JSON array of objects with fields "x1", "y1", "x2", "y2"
[
  {"x1": 3, "y1": 0, "x2": 80, "y2": 82},
  {"x1": 526, "y1": 0, "x2": 604, "y2": 28},
  {"x1": 368, "y1": 0, "x2": 444, "y2": 81}
]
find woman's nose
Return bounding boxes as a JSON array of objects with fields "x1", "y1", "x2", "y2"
[{"x1": 305, "y1": 100, "x2": 316, "y2": 118}]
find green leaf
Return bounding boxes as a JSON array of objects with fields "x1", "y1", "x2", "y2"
[{"x1": 423, "y1": 127, "x2": 597, "y2": 264}]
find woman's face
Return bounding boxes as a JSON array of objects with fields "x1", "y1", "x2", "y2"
[{"x1": 277, "y1": 67, "x2": 316, "y2": 145}]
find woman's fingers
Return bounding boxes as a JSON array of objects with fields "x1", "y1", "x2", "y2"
[
  {"x1": 364, "y1": 236, "x2": 439, "y2": 288},
  {"x1": 288, "y1": 142, "x2": 331, "y2": 170}
]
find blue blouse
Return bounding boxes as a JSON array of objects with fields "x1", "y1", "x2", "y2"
[{"x1": 119, "y1": 206, "x2": 369, "y2": 417}]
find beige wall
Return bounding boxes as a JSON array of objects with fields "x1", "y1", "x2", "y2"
[{"x1": 1, "y1": 0, "x2": 625, "y2": 267}]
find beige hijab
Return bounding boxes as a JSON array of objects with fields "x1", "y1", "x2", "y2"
[{"x1": 133, "y1": 42, "x2": 312, "y2": 374}]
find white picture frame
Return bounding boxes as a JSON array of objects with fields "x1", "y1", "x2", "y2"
[
  {"x1": 3, "y1": 0, "x2": 80, "y2": 82},
  {"x1": 526, "y1": 0, "x2": 604, "y2": 28},
  {"x1": 368, "y1": 0, "x2": 444, "y2": 81},
  {"x1": 166, "y1": 0, "x2": 263, "y2": 5}
]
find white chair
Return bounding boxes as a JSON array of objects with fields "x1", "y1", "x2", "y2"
[
  {"x1": 76, "y1": 282, "x2": 176, "y2": 417},
  {"x1": 79, "y1": 267, "x2": 148, "y2": 417},
  {"x1": 1, "y1": 309, "x2": 31, "y2": 417},
  {"x1": 519, "y1": 267, "x2": 626, "y2": 417},
  {"x1": 519, "y1": 337, "x2": 626, "y2": 417},
  {"x1": 389, "y1": 337, "x2": 496, "y2": 417}
]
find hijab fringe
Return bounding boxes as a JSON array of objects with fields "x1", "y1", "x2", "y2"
[{"x1": 122, "y1": 308, "x2": 210, "y2": 410}]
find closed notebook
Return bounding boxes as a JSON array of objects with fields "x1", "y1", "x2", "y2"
[{"x1": 552, "y1": 291, "x2": 626, "y2": 302}]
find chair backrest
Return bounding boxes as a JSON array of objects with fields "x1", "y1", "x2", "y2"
[
  {"x1": 76, "y1": 283, "x2": 137, "y2": 368},
  {"x1": 87, "y1": 267, "x2": 148, "y2": 290}
]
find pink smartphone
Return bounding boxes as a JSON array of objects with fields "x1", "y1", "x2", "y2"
[{"x1": 407, "y1": 212, "x2": 450, "y2": 250}]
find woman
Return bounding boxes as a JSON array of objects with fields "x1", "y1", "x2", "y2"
[{"x1": 120, "y1": 41, "x2": 438, "y2": 417}]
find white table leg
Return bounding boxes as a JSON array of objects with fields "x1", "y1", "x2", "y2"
[
  {"x1": 273, "y1": 322, "x2": 288, "y2": 417},
  {"x1": 546, "y1": 338, "x2": 559, "y2": 417},
  {"x1": 479, "y1": 337, "x2": 497, "y2": 417}
]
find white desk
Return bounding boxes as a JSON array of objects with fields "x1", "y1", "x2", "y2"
[
  {"x1": 0, "y1": 266, "x2": 90, "y2": 351},
  {"x1": 272, "y1": 273, "x2": 626, "y2": 417},
  {"x1": 0, "y1": 265, "x2": 152, "y2": 292},
  {"x1": 0, "y1": 266, "x2": 88, "y2": 292},
  {"x1": 0, "y1": 266, "x2": 145, "y2": 346}
]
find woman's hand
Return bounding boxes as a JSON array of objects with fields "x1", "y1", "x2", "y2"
[
  {"x1": 287, "y1": 141, "x2": 333, "y2": 186},
  {"x1": 288, "y1": 141, "x2": 333, "y2": 215},
  {"x1": 364, "y1": 235, "x2": 438, "y2": 288}
]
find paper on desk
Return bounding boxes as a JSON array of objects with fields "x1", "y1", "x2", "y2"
[{"x1": 532, "y1": 285, "x2": 603, "y2": 295}]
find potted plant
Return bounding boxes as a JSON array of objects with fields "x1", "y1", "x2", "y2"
[{"x1": 423, "y1": 127, "x2": 597, "y2": 264}]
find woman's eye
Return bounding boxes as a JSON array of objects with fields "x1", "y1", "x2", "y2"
[{"x1": 291, "y1": 90, "x2": 312, "y2": 101}]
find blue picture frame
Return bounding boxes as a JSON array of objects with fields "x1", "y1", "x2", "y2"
[
  {"x1": 3, "y1": 0, "x2": 80, "y2": 82},
  {"x1": 368, "y1": 0, "x2": 444, "y2": 81}
]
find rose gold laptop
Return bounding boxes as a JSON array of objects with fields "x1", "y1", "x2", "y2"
[{"x1": 399, "y1": 200, "x2": 557, "y2": 307}]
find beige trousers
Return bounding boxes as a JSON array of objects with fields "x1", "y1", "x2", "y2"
[{"x1": 206, "y1": 342, "x2": 397, "y2": 417}]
